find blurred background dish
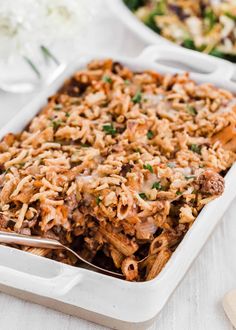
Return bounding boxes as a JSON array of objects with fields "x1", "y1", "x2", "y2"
[{"x1": 112, "y1": 0, "x2": 236, "y2": 62}]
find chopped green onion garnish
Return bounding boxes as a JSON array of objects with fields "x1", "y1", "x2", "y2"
[
  {"x1": 186, "y1": 105, "x2": 197, "y2": 116},
  {"x1": 51, "y1": 120, "x2": 62, "y2": 130},
  {"x1": 96, "y1": 196, "x2": 102, "y2": 205},
  {"x1": 132, "y1": 90, "x2": 142, "y2": 104},
  {"x1": 139, "y1": 193, "x2": 147, "y2": 200},
  {"x1": 147, "y1": 130, "x2": 154, "y2": 140},
  {"x1": 102, "y1": 75, "x2": 112, "y2": 83},
  {"x1": 152, "y1": 182, "x2": 162, "y2": 190},
  {"x1": 102, "y1": 124, "x2": 117, "y2": 136},
  {"x1": 190, "y1": 144, "x2": 201, "y2": 154},
  {"x1": 143, "y1": 164, "x2": 153, "y2": 173}
]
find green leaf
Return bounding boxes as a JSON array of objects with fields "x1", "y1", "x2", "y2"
[
  {"x1": 102, "y1": 124, "x2": 117, "y2": 136},
  {"x1": 102, "y1": 75, "x2": 112, "y2": 83},
  {"x1": 209, "y1": 48, "x2": 225, "y2": 59},
  {"x1": 144, "y1": 1, "x2": 165, "y2": 32},
  {"x1": 155, "y1": 0, "x2": 166, "y2": 15},
  {"x1": 143, "y1": 164, "x2": 153, "y2": 173},
  {"x1": 204, "y1": 9, "x2": 217, "y2": 30},
  {"x1": 123, "y1": 0, "x2": 143, "y2": 11},
  {"x1": 132, "y1": 90, "x2": 142, "y2": 103},
  {"x1": 152, "y1": 182, "x2": 162, "y2": 190},
  {"x1": 65, "y1": 112, "x2": 70, "y2": 118},
  {"x1": 182, "y1": 38, "x2": 196, "y2": 50},
  {"x1": 139, "y1": 192, "x2": 147, "y2": 200},
  {"x1": 176, "y1": 191, "x2": 182, "y2": 195},
  {"x1": 124, "y1": 79, "x2": 130, "y2": 85},
  {"x1": 145, "y1": 11, "x2": 161, "y2": 33},
  {"x1": 40, "y1": 45, "x2": 59, "y2": 65},
  {"x1": 186, "y1": 105, "x2": 197, "y2": 116},
  {"x1": 147, "y1": 130, "x2": 154, "y2": 139},
  {"x1": 225, "y1": 12, "x2": 236, "y2": 21},
  {"x1": 190, "y1": 144, "x2": 201, "y2": 154}
]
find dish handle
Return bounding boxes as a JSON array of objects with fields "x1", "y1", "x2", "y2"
[
  {"x1": 137, "y1": 45, "x2": 235, "y2": 87},
  {"x1": 0, "y1": 264, "x2": 82, "y2": 297}
]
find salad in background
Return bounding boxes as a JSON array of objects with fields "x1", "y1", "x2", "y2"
[{"x1": 124, "y1": 0, "x2": 236, "y2": 62}]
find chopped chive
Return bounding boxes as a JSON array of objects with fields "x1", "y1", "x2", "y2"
[
  {"x1": 176, "y1": 191, "x2": 182, "y2": 195},
  {"x1": 102, "y1": 75, "x2": 112, "y2": 83},
  {"x1": 152, "y1": 182, "x2": 162, "y2": 190},
  {"x1": 23, "y1": 56, "x2": 41, "y2": 78},
  {"x1": 40, "y1": 45, "x2": 59, "y2": 65},
  {"x1": 51, "y1": 119, "x2": 62, "y2": 130},
  {"x1": 65, "y1": 112, "x2": 70, "y2": 118},
  {"x1": 139, "y1": 193, "x2": 147, "y2": 200},
  {"x1": 143, "y1": 164, "x2": 153, "y2": 173},
  {"x1": 186, "y1": 105, "x2": 197, "y2": 116},
  {"x1": 54, "y1": 104, "x2": 63, "y2": 111},
  {"x1": 132, "y1": 90, "x2": 142, "y2": 104},
  {"x1": 96, "y1": 196, "x2": 102, "y2": 205},
  {"x1": 190, "y1": 144, "x2": 201, "y2": 154},
  {"x1": 102, "y1": 124, "x2": 117, "y2": 136},
  {"x1": 124, "y1": 79, "x2": 130, "y2": 85},
  {"x1": 147, "y1": 130, "x2": 154, "y2": 140}
]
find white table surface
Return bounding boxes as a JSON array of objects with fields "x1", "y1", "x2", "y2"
[{"x1": 0, "y1": 2, "x2": 235, "y2": 330}]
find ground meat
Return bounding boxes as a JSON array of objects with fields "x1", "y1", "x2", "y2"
[
  {"x1": 120, "y1": 163, "x2": 133, "y2": 177},
  {"x1": 197, "y1": 170, "x2": 224, "y2": 195},
  {"x1": 0, "y1": 213, "x2": 9, "y2": 229}
]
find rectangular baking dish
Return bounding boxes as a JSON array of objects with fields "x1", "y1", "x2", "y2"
[
  {"x1": 108, "y1": 0, "x2": 236, "y2": 73},
  {"x1": 1, "y1": 45, "x2": 236, "y2": 330}
]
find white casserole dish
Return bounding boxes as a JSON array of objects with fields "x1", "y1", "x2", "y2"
[
  {"x1": 108, "y1": 0, "x2": 236, "y2": 73},
  {"x1": 1, "y1": 45, "x2": 236, "y2": 330}
]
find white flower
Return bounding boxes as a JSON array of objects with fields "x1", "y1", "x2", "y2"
[{"x1": 0, "y1": 0, "x2": 92, "y2": 59}]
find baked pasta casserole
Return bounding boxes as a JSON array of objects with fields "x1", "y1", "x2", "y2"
[{"x1": 0, "y1": 59, "x2": 235, "y2": 281}]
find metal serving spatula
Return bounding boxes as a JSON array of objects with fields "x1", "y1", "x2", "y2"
[{"x1": 0, "y1": 230, "x2": 123, "y2": 278}]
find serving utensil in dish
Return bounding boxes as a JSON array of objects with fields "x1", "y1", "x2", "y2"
[
  {"x1": 0, "y1": 45, "x2": 236, "y2": 329},
  {"x1": 0, "y1": 230, "x2": 123, "y2": 278}
]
